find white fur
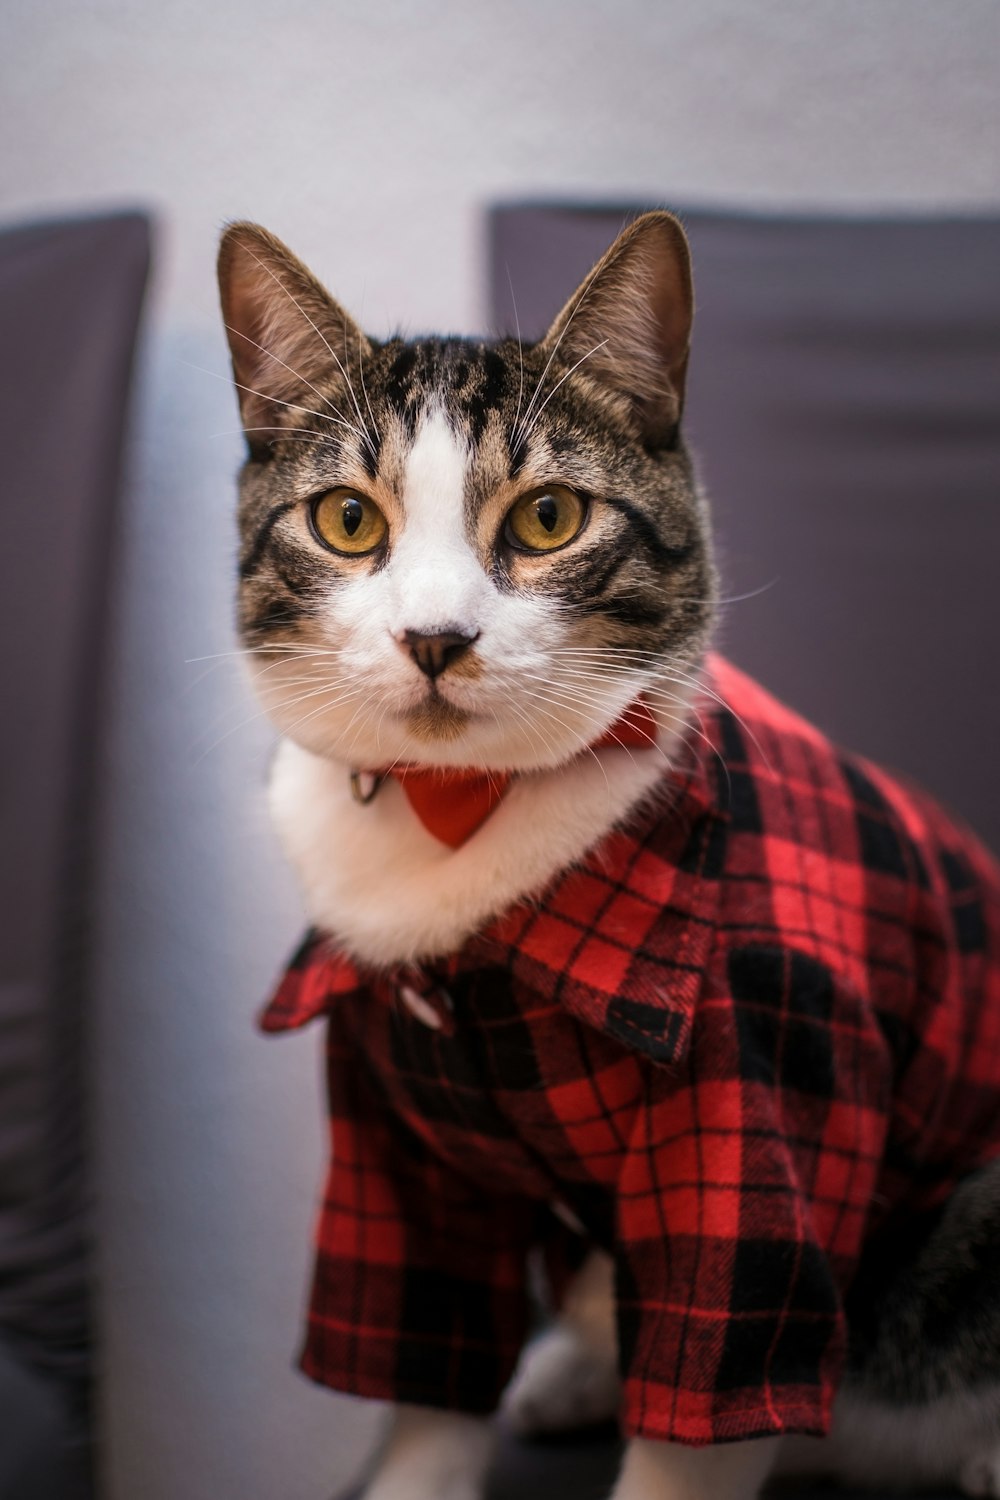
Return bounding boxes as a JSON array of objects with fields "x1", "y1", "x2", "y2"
[
  {"x1": 361, "y1": 1406, "x2": 494, "y2": 1500},
  {"x1": 269, "y1": 712, "x2": 681, "y2": 965},
  {"x1": 612, "y1": 1435, "x2": 781, "y2": 1500},
  {"x1": 385, "y1": 408, "x2": 483, "y2": 640},
  {"x1": 503, "y1": 1250, "x2": 619, "y2": 1435},
  {"x1": 502, "y1": 1322, "x2": 621, "y2": 1435}
]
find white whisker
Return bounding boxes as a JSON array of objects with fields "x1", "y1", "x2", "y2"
[
  {"x1": 516, "y1": 338, "x2": 609, "y2": 452},
  {"x1": 224, "y1": 322, "x2": 368, "y2": 447},
  {"x1": 505, "y1": 264, "x2": 526, "y2": 449},
  {"x1": 236, "y1": 241, "x2": 377, "y2": 461},
  {"x1": 511, "y1": 250, "x2": 613, "y2": 456},
  {"x1": 356, "y1": 332, "x2": 381, "y2": 452},
  {"x1": 181, "y1": 359, "x2": 367, "y2": 441}
]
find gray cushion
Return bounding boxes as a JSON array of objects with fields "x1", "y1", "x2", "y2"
[
  {"x1": 0, "y1": 1344, "x2": 90, "y2": 1500},
  {"x1": 0, "y1": 210, "x2": 150, "y2": 1434}
]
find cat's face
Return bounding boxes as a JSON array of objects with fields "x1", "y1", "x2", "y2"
[{"x1": 219, "y1": 213, "x2": 715, "y2": 772}]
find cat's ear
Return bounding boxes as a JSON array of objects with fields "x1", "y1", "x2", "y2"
[
  {"x1": 538, "y1": 211, "x2": 693, "y2": 449},
  {"x1": 217, "y1": 222, "x2": 372, "y2": 455}
]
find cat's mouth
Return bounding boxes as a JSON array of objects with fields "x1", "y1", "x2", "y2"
[{"x1": 402, "y1": 692, "x2": 473, "y2": 743}]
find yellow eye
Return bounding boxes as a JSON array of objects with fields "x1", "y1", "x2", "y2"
[
  {"x1": 505, "y1": 484, "x2": 587, "y2": 553},
  {"x1": 310, "y1": 488, "x2": 387, "y2": 555}
]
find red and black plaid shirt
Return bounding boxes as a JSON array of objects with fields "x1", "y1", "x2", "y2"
[{"x1": 262, "y1": 656, "x2": 1000, "y2": 1446}]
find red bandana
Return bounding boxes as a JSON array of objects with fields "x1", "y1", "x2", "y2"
[{"x1": 382, "y1": 698, "x2": 657, "y2": 848}]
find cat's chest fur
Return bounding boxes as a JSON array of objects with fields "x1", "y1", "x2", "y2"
[{"x1": 268, "y1": 725, "x2": 680, "y2": 967}]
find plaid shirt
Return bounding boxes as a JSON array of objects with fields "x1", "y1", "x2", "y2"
[{"x1": 261, "y1": 656, "x2": 1000, "y2": 1446}]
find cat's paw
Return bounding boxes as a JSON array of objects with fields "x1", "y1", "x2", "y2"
[
  {"x1": 360, "y1": 1479, "x2": 482, "y2": 1500},
  {"x1": 359, "y1": 1407, "x2": 491, "y2": 1500},
  {"x1": 960, "y1": 1449, "x2": 1000, "y2": 1499},
  {"x1": 502, "y1": 1323, "x2": 620, "y2": 1435}
]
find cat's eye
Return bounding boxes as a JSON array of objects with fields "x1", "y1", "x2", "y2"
[
  {"x1": 310, "y1": 488, "x2": 387, "y2": 556},
  {"x1": 504, "y1": 485, "x2": 586, "y2": 553}
]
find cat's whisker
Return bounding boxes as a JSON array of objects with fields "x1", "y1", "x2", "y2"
[
  {"x1": 236, "y1": 428, "x2": 347, "y2": 455},
  {"x1": 561, "y1": 653, "x2": 755, "y2": 772},
  {"x1": 546, "y1": 646, "x2": 696, "y2": 661},
  {"x1": 186, "y1": 644, "x2": 350, "y2": 665},
  {"x1": 246, "y1": 654, "x2": 353, "y2": 684},
  {"x1": 526, "y1": 699, "x2": 615, "y2": 800},
  {"x1": 680, "y1": 579, "x2": 778, "y2": 607},
  {"x1": 224, "y1": 322, "x2": 369, "y2": 448},
  {"x1": 519, "y1": 674, "x2": 705, "y2": 780},
  {"x1": 373, "y1": 694, "x2": 394, "y2": 756},
  {"x1": 226, "y1": 675, "x2": 365, "y2": 727},
  {"x1": 523, "y1": 684, "x2": 648, "y2": 775},
  {"x1": 541, "y1": 652, "x2": 719, "y2": 705},
  {"x1": 483, "y1": 709, "x2": 518, "y2": 802},
  {"x1": 195, "y1": 675, "x2": 368, "y2": 761},
  {"x1": 345, "y1": 706, "x2": 390, "y2": 764},
  {"x1": 501, "y1": 693, "x2": 575, "y2": 782},
  {"x1": 183, "y1": 645, "x2": 337, "y2": 689},
  {"x1": 540, "y1": 675, "x2": 729, "y2": 792},
  {"x1": 515, "y1": 338, "x2": 609, "y2": 452},
  {"x1": 334, "y1": 310, "x2": 379, "y2": 460},
  {"x1": 356, "y1": 332, "x2": 381, "y2": 452},
  {"x1": 337, "y1": 686, "x2": 391, "y2": 763},
  {"x1": 506, "y1": 685, "x2": 595, "y2": 758},
  {"x1": 250, "y1": 672, "x2": 346, "y2": 693},
  {"x1": 207, "y1": 426, "x2": 343, "y2": 453},
  {"x1": 505, "y1": 265, "x2": 526, "y2": 450},
  {"x1": 511, "y1": 246, "x2": 615, "y2": 457},
  {"x1": 503, "y1": 667, "x2": 732, "y2": 792},
  {"x1": 279, "y1": 684, "x2": 369, "y2": 744},
  {"x1": 649, "y1": 667, "x2": 771, "y2": 772},
  {"x1": 182, "y1": 359, "x2": 369, "y2": 442}
]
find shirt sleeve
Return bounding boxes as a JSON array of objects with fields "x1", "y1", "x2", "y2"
[
  {"x1": 299, "y1": 1007, "x2": 538, "y2": 1414},
  {"x1": 613, "y1": 942, "x2": 890, "y2": 1446}
]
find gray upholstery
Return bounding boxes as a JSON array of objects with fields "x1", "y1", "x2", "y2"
[
  {"x1": 489, "y1": 206, "x2": 1000, "y2": 856},
  {"x1": 0, "y1": 211, "x2": 151, "y2": 1496},
  {"x1": 0, "y1": 1346, "x2": 92, "y2": 1499}
]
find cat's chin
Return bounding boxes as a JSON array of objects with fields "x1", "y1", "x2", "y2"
[
  {"x1": 279, "y1": 685, "x2": 666, "y2": 775},
  {"x1": 401, "y1": 696, "x2": 474, "y2": 744}
]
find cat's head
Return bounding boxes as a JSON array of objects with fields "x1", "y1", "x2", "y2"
[{"x1": 218, "y1": 212, "x2": 716, "y2": 772}]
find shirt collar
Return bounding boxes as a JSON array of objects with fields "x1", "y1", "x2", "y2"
[{"x1": 260, "y1": 712, "x2": 727, "y2": 1069}]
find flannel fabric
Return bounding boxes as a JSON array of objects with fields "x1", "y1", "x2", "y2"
[{"x1": 261, "y1": 655, "x2": 1000, "y2": 1446}]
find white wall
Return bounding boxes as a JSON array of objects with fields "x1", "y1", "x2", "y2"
[{"x1": 1, "y1": 3, "x2": 998, "y2": 1497}]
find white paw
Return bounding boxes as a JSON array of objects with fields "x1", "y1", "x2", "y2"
[
  {"x1": 961, "y1": 1451, "x2": 1000, "y2": 1498},
  {"x1": 361, "y1": 1479, "x2": 482, "y2": 1500},
  {"x1": 361, "y1": 1478, "x2": 482, "y2": 1500},
  {"x1": 502, "y1": 1323, "x2": 621, "y2": 1435},
  {"x1": 359, "y1": 1407, "x2": 491, "y2": 1500}
]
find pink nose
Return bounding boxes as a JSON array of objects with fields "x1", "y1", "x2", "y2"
[{"x1": 399, "y1": 628, "x2": 479, "y2": 680}]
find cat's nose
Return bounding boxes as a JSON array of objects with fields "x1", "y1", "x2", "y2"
[{"x1": 399, "y1": 627, "x2": 479, "y2": 680}]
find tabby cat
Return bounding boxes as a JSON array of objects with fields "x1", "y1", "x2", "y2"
[{"x1": 218, "y1": 213, "x2": 1000, "y2": 1500}]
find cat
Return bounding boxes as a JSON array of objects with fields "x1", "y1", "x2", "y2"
[{"x1": 217, "y1": 212, "x2": 1000, "y2": 1500}]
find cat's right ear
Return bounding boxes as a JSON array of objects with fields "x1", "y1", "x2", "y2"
[
  {"x1": 217, "y1": 223, "x2": 373, "y2": 457},
  {"x1": 538, "y1": 211, "x2": 693, "y2": 450}
]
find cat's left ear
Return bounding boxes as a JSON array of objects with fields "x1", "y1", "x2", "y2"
[
  {"x1": 538, "y1": 211, "x2": 693, "y2": 449},
  {"x1": 217, "y1": 222, "x2": 373, "y2": 456}
]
